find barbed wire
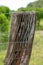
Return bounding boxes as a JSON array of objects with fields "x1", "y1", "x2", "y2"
[
  {"x1": 0, "y1": 11, "x2": 41, "y2": 14},
  {"x1": 0, "y1": 11, "x2": 43, "y2": 52},
  {"x1": 0, "y1": 12, "x2": 15, "y2": 14}
]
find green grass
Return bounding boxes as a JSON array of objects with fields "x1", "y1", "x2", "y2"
[
  {"x1": 29, "y1": 31, "x2": 43, "y2": 65},
  {"x1": 0, "y1": 43, "x2": 8, "y2": 65},
  {"x1": 0, "y1": 51, "x2": 6, "y2": 65},
  {"x1": 0, "y1": 31, "x2": 43, "y2": 65}
]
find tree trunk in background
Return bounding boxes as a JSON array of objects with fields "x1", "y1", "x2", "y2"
[{"x1": 4, "y1": 12, "x2": 36, "y2": 65}]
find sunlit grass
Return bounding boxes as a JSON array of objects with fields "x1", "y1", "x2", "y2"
[
  {"x1": 40, "y1": 19, "x2": 43, "y2": 26},
  {"x1": 29, "y1": 31, "x2": 43, "y2": 65},
  {"x1": 0, "y1": 43, "x2": 8, "y2": 65},
  {"x1": 0, "y1": 50, "x2": 7, "y2": 65}
]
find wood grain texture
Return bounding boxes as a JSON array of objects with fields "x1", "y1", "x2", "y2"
[{"x1": 4, "y1": 12, "x2": 36, "y2": 65}]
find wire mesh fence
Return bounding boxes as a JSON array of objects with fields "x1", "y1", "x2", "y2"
[
  {"x1": 0, "y1": 12, "x2": 43, "y2": 65},
  {"x1": 0, "y1": 31, "x2": 43, "y2": 65}
]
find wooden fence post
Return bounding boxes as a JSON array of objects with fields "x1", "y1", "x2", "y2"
[{"x1": 4, "y1": 12, "x2": 36, "y2": 65}]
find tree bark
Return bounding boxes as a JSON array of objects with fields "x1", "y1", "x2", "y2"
[{"x1": 4, "y1": 12, "x2": 36, "y2": 65}]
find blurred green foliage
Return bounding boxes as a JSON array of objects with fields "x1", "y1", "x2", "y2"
[
  {"x1": 0, "y1": 13, "x2": 9, "y2": 32},
  {"x1": 0, "y1": 0, "x2": 43, "y2": 42},
  {"x1": 17, "y1": 0, "x2": 43, "y2": 30},
  {"x1": 0, "y1": 6, "x2": 10, "y2": 19},
  {"x1": 0, "y1": 0, "x2": 43, "y2": 65},
  {"x1": 0, "y1": 6, "x2": 11, "y2": 42}
]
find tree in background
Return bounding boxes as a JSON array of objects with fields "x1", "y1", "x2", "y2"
[
  {"x1": 0, "y1": 13, "x2": 10, "y2": 42},
  {"x1": 0, "y1": 6, "x2": 10, "y2": 20},
  {"x1": 0, "y1": 13, "x2": 9, "y2": 32}
]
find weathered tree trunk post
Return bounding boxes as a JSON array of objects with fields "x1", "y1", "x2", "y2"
[{"x1": 4, "y1": 12, "x2": 36, "y2": 65}]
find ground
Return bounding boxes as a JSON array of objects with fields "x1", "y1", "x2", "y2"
[
  {"x1": 29, "y1": 31, "x2": 43, "y2": 65},
  {"x1": 0, "y1": 31, "x2": 43, "y2": 65}
]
